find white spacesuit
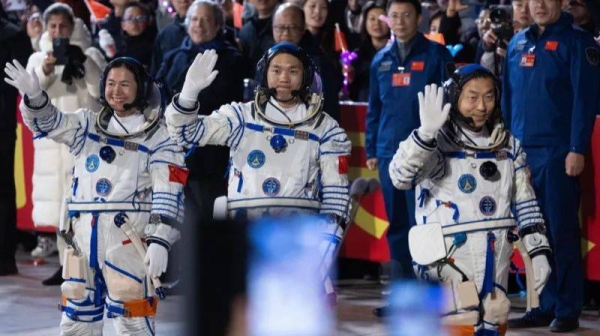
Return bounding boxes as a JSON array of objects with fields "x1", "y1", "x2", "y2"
[
  {"x1": 165, "y1": 44, "x2": 351, "y2": 300},
  {"x1": 389, "y1": 65, "x2": 552, "y2": 335},
  {"x1": 166, "y1": 45, "x2": 351, "y2": 220},
  {"x1": 5, "y1": 58, "x2": 184, "y2": 335}
]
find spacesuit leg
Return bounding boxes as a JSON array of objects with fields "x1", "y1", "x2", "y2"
[
  {"x1": 477, "y1": 230, "x2": 512, "y2": 336},
  {"x1": 59, "y1": 217, "x2": 105, "y2": 336},
  {"x1": 104, "y1": 221, "x2": 157, "y2": 336},
  {"x1": 59, "y1": 272, "x2": 106, "y2": 336}
]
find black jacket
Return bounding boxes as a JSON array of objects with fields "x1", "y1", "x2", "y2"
[
  {"x1": 156, "y1": 36, "x2": 246, "y2": 178},
  {"x1": 298, "y1": 33, "x2": 342, "y2": 121},
  {"x1": 238, "y1": 15, "x2": 274, "y2": 78},
  {"x1": 149, "y1": 15, "x2": 187, "y2": 76},
  {"x1": 0, "y1": 18, "x2": 32, "y2": 134}
]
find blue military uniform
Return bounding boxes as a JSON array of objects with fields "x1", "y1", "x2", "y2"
[
  {"x1": 367, "y1": 32, "x2": 453, "y2": 279},
  {"x1": 502, "y1": 12, "x2": 600, "y2": 320}
]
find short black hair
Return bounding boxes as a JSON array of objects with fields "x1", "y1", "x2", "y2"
[
  {"x1": 386, "y1": 0, "x2": 422, "y2": 16},
  {"x1": 123, "y1": 1, "x2": 154, "y2": 20},
  {"x1": 429, "y1": 10, "x2": 443, "y2": 27}
]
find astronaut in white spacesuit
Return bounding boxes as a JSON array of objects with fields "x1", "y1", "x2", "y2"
[
  {"x1": 5, "y1": 57, "x2": 185, "y2": 335},
  {"x1": 389, "y1": 64, "x2": 552, "y2": 335},
  {"x1": 165, "y1": 42, "x2": 351, "y2": 299}
]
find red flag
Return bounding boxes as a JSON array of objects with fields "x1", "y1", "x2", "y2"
[
  {"x1": 233, "y1": 2, "x2": 244, "y2": 29},
  {"x1": 168, "y1": 165, "x2": 189, "y2": 185},
  {"x1": 85, "y1": 0, "x2": 110, "y2": 22},
  {"x1": 338, "y1": 155, "x2": 350, "y2": 174},
  {"x1": 334, "y1": 23, "x2": 348, "y2": 53}
]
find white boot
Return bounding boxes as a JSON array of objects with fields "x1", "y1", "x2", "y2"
[{"x1": 31, "y1": 235, "x2": 58, "y2": 258}]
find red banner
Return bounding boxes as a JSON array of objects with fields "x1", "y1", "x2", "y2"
[{"x1": 338, "y1": 103, "x2": 390, "y2": 262}]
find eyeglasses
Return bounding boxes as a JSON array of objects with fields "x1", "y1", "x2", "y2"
[
  {"x1": 123, "y1": 15, "x2": 149, "y2": 23},
  {"x1": 273, "y1": 25, "x2": 303, "y2": 34}
]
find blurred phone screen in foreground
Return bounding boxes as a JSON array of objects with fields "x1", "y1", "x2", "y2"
[{"x1": 247, "y1": 215, "x2": 334, "y2": 336}]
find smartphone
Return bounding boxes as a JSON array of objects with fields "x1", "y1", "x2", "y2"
[
  {"x1": 247, "y1": 216, "x2": 334, "y2": 336},
  {"x1": 52, "y1": 38, "x2": 70, "y2": 65}
]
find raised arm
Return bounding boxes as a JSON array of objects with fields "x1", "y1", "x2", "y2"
[
  {"x1": 389, "y1": 84, "x2": 450, "y2": 190},
  {"x1": 165, "y1": 50, "x2": 243, "y2": 148},
  {"x1": 5, "y1": 59, "x2": 91, "y2": 155}
]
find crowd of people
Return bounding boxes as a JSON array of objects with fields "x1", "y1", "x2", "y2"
[{"x1": 1, "y1": 0, "x2": 600, "y2": 334}]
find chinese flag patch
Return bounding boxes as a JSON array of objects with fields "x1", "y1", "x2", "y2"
[
  {"x1": 545, "y1": 41, "x2": 558, "y2": 51},
  {"x1": 338, "y1": 155, "x2": 350, "y2": 174},
  {"x1": 411, "y1": 61, "x2": 425, "y2": 71},
  {"x1": 168, "y1": 165, "x2": 189, "y2": 185}
]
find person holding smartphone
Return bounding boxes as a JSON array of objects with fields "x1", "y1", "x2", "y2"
[{"x1": 24, "y1": 3, "x2": 106, "y2": 286}]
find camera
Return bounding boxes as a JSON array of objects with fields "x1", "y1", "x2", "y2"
[{"x1": 489, "y1": 5, "x2": 513, "y2": 49}]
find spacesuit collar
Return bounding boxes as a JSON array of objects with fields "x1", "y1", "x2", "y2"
[
  {"x1": 96, "y1": 82, "x2": 165, "y2": 140},
  {"x1": 264, "y1": 98, "x2": 309, "y2": 123},
  {"x1": 444, "y1": 118, "x2": 508, "y2": 152}
]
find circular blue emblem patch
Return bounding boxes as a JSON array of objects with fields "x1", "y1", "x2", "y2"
[
  {"x1": 85, "y1": 154, "x2": 100, "y2": 173},
  {"x1": 96, "y1": 178, "x2": 113, "y2": 196},
  {"x1": 458, "y1": 174, "x2": 477, "y2": 194},
  {"x1": 262, "y1": 178, "x2": 281, "y2": 196},
  {"x1": 247, "y1": 150, "x2": 266, "y2": 169},
  {"x1": 479, "y1": 196, "x2": 497, "y2": 216}
]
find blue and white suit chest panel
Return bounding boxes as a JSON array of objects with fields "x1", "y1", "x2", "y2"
[
  {"x1": 230, "y1": 121, "x2": 321, "y2": 199},
  {"x1": 417, "y1": 147, "x2": 515, "y2": 226},
  {"x1": 73, "y1": 131, "x2": 152, "y2": 202}
]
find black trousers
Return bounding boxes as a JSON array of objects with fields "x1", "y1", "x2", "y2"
[{"x1": 0, "y1": 132, "x2": 17, "y2": 268}]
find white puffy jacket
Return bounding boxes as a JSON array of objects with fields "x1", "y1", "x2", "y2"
[{"x1": 25, "y1": 18, "x2": 107, "y2": 227}]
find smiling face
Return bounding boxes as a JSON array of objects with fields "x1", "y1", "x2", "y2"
[
  {"x1": 304, "y1": 0, "x2": 328, "y2": 31},
  {"x1": 105, "y1": 66, "x2": 138, "y2": 116},
  {"x1": 266, "y1": 53, "x2": 304, "y2": 104},
  {"x1": 188, "y1": 3, "x2": 220, "y2": 44},
  {"x1": 457, "y1": 77, "x2": 496, "y2": 130}
]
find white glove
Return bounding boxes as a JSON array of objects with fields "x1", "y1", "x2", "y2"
[
  {"x1": 180, "y1": 49, "x2": 219, "y2": 102},
  {"x1": 4, "y1": 59, "x2": 43, "y2": 98},
  {"x1": 531, "y1": 254, "x2": 551, "y2": 294},
  {"x1": 144, "y1": 243, "x2": 168, "y2": 279},
  {"x1": 417, "y1": 83, "x2": 451, "y2": 142},
  {"x1": 98, "y1": 29, "x2": 116, "y2": 58}
]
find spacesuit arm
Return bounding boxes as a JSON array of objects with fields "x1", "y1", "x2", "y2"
[
  {"x1": 388, "y1": 130, "x2": 446, "y2": 190},
  {"x1": 148, "y1": 132, "x2": 187, "y2": 228},
  {"x1": 165, "y1": 94, "x2": 245, "y2": 148},
  {"x1": 319, "y1": 123, "x2": 352, "y2": 219},
  {"x1": 511, "y1": 136, "x2": 551, "y2": 257},
  {"x1": 19, "y1": 93, "x2": 91, "y2": 156}
]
